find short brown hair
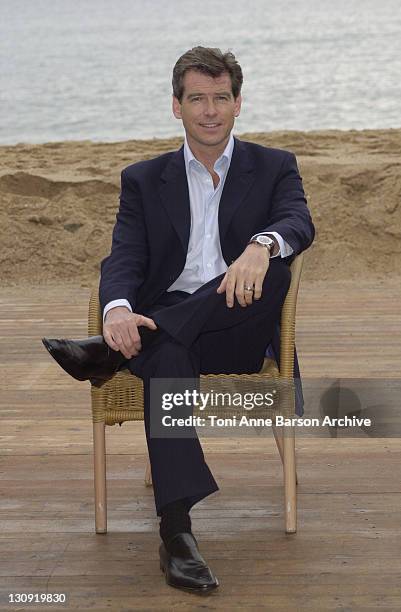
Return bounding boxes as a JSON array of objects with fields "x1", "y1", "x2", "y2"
[{"x1": 172, "y1": 46, "x2": 243, "y2": 102}]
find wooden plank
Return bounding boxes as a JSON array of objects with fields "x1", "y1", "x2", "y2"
[{"x1": 0, "y1": 282, "x2": 400, "y2": 610}]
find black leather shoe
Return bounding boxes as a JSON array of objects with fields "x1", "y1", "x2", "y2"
[
  {"x1": 41, "y1": 335, "x2": 126, "y2": 388},
  {"x1": 159, "y1": 532, "x2": 219, "y2": 594}
]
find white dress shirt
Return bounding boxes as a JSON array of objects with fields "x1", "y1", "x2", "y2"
[{"x1": 103, "y1": 134, "x2": 293, "y2": 320}]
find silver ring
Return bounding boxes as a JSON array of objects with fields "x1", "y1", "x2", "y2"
[{"x1": 244, "y1": 284, "x2": 254, "y2": 292}]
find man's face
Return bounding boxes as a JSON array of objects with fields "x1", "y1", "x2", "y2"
[{"x1": 172, "y1": 69, "x2": 242, "y2": 150}]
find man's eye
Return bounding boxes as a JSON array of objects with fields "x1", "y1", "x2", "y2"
[{"x1": 191, "y1": 97, "x2": 201, "y2": 102}]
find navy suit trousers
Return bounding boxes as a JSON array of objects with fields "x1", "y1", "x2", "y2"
[{"x1": 127, "y1": 259, "x2": 291, "y2": 515}]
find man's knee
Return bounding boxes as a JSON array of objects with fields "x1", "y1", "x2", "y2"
[
  {"x1": 150, "y1": 338, "x2": 192, "y2": 361},
  {"x1": 127, "y1": 336, "x2": 194, "y2": 377}
]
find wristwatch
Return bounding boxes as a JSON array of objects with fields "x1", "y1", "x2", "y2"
[{"x1": 248, "y1": 235, "x2": 275, "y2": 253}]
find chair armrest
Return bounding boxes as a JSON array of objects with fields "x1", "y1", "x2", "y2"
[
  {"x1": 279, "y1": 253, "x2": 304, "y2": 378},
  {"x1": 88, "y1": 283, "x2": 103, "y2": 337}
]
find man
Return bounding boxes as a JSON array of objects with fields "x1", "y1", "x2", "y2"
[{"x1": 43, "y1": 46, "x2": 314, "y2": 594}]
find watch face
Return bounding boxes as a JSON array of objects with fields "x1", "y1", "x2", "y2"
[{"x1": 257, "y1": 235, "x2": 273, "y2": 246}]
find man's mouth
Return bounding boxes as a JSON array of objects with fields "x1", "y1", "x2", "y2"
[{"x1": 199, "y1": 123, "x2": 221, "y2": 129}]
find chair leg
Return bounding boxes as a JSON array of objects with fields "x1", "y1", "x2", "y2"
[
  {"x1": 272, "y1": 423, "x2": 284, "y2": 462},
  {"x1": 272, "y1": 424, "x2": 298, "y2": 485},
  {"x1": 144, "y1": 459, "x2": 153, "y2": 487},
  {"x1": 93, "y1": 421, "x2": 107, "y2": 534},
  {"x1": 283, "y1": 425, "x2": 297, "y2": 533}
]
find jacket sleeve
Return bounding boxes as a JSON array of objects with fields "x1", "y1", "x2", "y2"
[
  {"x1": 259, "y1": 152, "x2": 315, "y2": 255},
  {"x1": 99, "y1": 168, "x2": 149, "y2": 312}
]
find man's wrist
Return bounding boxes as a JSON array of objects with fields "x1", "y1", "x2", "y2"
[
  {"x1": 269, "y1": 237, "x2": 280, "y2": 257},
  {"x1": 249, "y1": 232, "x2": 283, "y2": 257},
  {"x1": 103, "y1": 299, "x2": 133, "y2": 323},
  {"x1": 104, "y1": 305, "x2": 131, "y2": 323},
  {"x1": 246, "y1": 242, "x2": 271, "y2": 259},
  {"x1": 248, "y1": 235, "x2": 274, "y2": 255}
]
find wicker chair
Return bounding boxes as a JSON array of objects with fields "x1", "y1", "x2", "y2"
[{"x1": 89, "y1": 253, "x2": 304, "y2": 535}]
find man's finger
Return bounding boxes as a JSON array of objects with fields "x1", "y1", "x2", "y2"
[
  {"x1": 233, "y1": 272, "x2": 249, "y2": 307},
  {"x1": 235, "y1": 284, "x2": 247, "y2": 307},
  {"x1": 103, "y1": 329, "x2": 120, "y2": 352},
  {"x1": 225, "y1": 277, "x2": 236, "y2": 307},
  {"x1": 216, "y1": 274, "x2": 227, "y2": 294},
  {"x1": 127, "y1": 324, "x2": 141, "y2": 351},
  {"x1": 244, "y1": 283, "x2": 254, "y2": 305},
  {"x1": 110, "y1": 331, "x2": 134, "y2": 359},
  {"x1": 253, "y1": 279, "x2": 263, "y2": 300},
  {"x1": 115, "y1": 325, "x2": 138, "y2": 355},
  {"x1": 138, "y1": 315, "x2": 157, "y2": 330}
]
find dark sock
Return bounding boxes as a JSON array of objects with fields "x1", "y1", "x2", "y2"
[{"x1": 159, "y1": 498, "x2": 192, "y2": 547}]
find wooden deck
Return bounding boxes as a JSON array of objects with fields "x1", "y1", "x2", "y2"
[{"x1": 0, "y1": 280, "x2": 400, "y2": 611}]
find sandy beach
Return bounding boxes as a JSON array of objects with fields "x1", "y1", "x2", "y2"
[{"x1": 1, "y1": 129, "x2": 400, "y2": 286}]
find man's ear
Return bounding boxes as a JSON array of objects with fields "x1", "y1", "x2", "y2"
[
  {"x1": 234, "y1": 94, "x2": 242, "y2": 117},
  {"x1": 172, "y1": 95, "x2": 182, "y2": 119}
]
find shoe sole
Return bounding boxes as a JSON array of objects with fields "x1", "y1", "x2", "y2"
[{"x1": 159, "y1": 560, "x2": 219, "y2": 594}]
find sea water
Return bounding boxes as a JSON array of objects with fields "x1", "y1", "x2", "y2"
[{"x1": 1, "y1": 0, "x2": 400, "y2": 144}]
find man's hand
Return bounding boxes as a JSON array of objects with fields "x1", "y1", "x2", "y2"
[
  {"x1": 103, "y1": 306, "x2": 157, "y2": 359},
  {"x1": 216, "y1": 244, "x2": 270, "y2": 307}
]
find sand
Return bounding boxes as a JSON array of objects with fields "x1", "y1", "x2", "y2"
[{"x1": 1, "y1": 129, "x2": 400, "y2": 286}]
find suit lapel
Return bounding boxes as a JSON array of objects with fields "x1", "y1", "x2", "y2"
[
  {"x1": 218, "y1": 138, "x2": 256, "y2": 244},
  {"x1": 158, "y1": 146, "x2": 191, "y2": 252},
  {"x1": 158, "y1": 138, "x2": 255, "y2": 252}
]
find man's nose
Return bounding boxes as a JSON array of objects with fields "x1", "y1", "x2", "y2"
[{"x1": 204, "y1": 99, "x2": 218, "y2": 116}]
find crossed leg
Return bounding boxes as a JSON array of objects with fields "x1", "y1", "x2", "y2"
[{"x1": 127, "y1": 259, "x2": 291, "y2": 515}]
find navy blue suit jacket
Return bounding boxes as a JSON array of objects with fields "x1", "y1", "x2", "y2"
[
  {"x1": 100, "y1": 137, "x2": 315, "y2": 414},
  {"x1": 100, "y1": 137, "x2": 314, "y2": 311}
]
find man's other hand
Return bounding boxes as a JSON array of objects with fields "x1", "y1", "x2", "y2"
[
  {"x1": 216, "y1": 243, "x2": 270, "y2": 308},
  {"x1": 103, "y1": 307, "x2": 157, "y2": 359}
]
